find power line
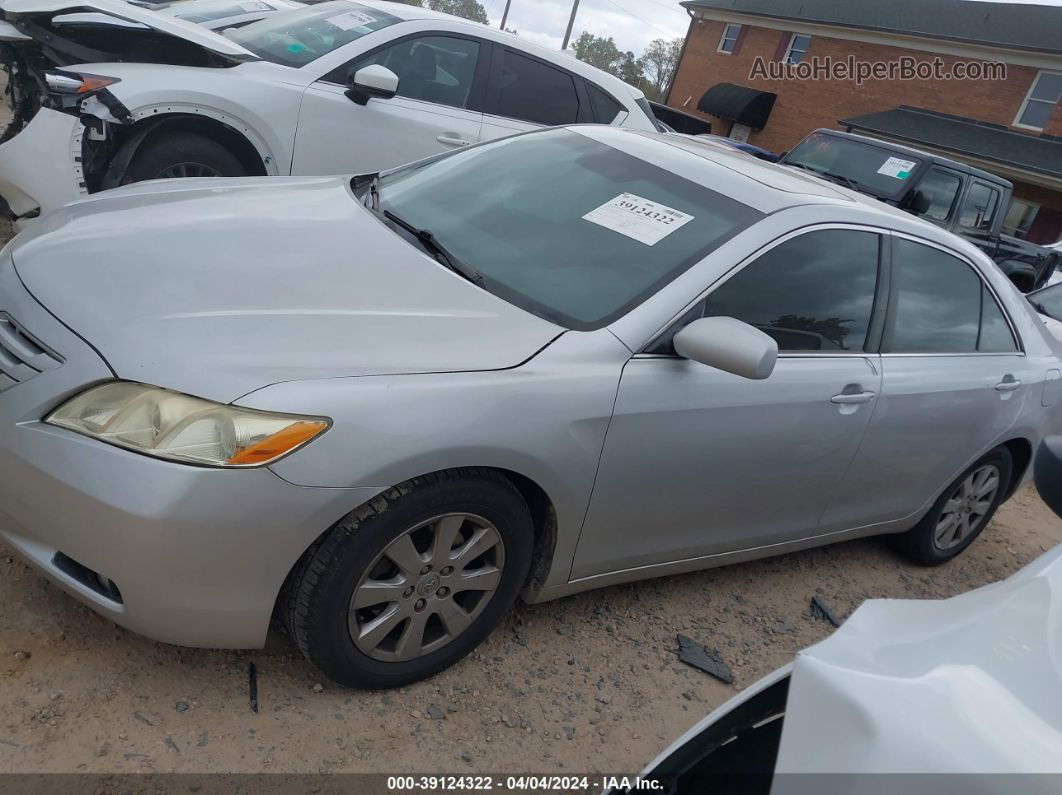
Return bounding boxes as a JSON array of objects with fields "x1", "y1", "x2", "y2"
[{"x1": 596, "y1": 0, "x2": 684, "y2": 40}]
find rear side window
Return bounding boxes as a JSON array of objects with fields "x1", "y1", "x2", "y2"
[
  {"x1": 958, "y1": 183, "x2": 1001, "y2": 230},
  {"x1": 587, "y1": 84, "x2": 624, "y2": 123},
  {"x1": 494, "y1": 50, "x2": 580, "y2": 125},
  {"x1": 885, "y1": 238, "x2": 1017, "y2": 353}
]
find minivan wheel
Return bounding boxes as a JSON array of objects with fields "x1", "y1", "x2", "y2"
[
  {"x1": 891, "y1": 447, "x2": 1012, "y2": 566},
  {"x1": 285, "y1": 469, "x2": 534, "y2": 689},
  {"x1": 123, "y1": 131, "x2": 247, "y2": 183}
]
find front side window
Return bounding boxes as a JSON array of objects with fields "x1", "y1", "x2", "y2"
[
  {"x1": 228, "y1": 1, "x2": 399, "y2": 67},
  {"x1": 958, "y1": 183, "x2": 1000, "y2": 231},
  {"x1": 885, "y1": 238, "x2": 1017, "y2": 353},
  {"x1": 1015, "y1": 70, "x2": 1062, "y2": 130},
  {"x1": 915, "y1": 169, "x2": 962, "y2": 222},
  {"x1": 349, "y1": 36, "x2": 481, "y2": 108},
  {"x1": 700, "y1": 229, "x2": 880, "y2": 352},
  {"x1": 494, "y1": 50, "x2": 580, "y2": 126},
  {"x1": 718, "y1": 23, "x2": 741, "y2": 54},
  {"x1": 784, "y1": 132, "x2": 924, "y2": 198},
  {"x1": 376, "y1": 129, "x2": 762, "y2": 329},
  {"x1": 784, "y1": 34, "x2": 811, "y2": 64}
]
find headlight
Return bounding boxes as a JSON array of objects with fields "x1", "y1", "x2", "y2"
[{"x1": 45, "y1": 382, "x2": 329, "y2": 467}]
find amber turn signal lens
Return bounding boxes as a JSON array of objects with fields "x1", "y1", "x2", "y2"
[{"x1": 227, "y1": 421, "x2": 329, "y2": 466}]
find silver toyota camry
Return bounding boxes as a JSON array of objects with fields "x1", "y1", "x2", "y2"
[{"x1": 1, "y1": 126, "x2": 1059, "y2": 687}]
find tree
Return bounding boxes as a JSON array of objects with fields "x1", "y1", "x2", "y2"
[
  {"x1": 425, "y1": 0, "x2": 488, "y2": 24},
  {"x1": 572, "y1": 32, "x2": 646, "y2": 87},
  {"x1": 641, "y1": 37, "x2": 684, "y2": 100}
]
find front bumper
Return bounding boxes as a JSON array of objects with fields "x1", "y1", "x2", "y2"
[
  {"x1": 0, "y1": 108, "x2": 84, "y2": 220},
  {"x1": 0, "y1": 260, "x2": 377, "y2": 648}
]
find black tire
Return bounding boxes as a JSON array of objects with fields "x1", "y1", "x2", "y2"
[
  {"x1": 285, "y1": 469, "x2": 534, "y2": 689},
  {"x1": 123, "y1": 131, "x2": 247, "y2": 183},
  {"x1": 891, "y1": 447, "x2": 1012, "y2": 566}
]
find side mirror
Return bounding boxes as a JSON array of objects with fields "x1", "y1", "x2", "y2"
[
  {"x1": 673, "y1": 316, "x2": 778, "y2": 380},
  {"x1": 905, "y1": 188, "x2": 931, "y2": 216},
  {"x1": 345, "y1": 64, "x2": 399, "y2": 106}
]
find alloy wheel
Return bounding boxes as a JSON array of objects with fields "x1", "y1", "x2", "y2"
[
  {"x1": 934, "y1": 464, "x2": 1001, "y2": 550},
  {"x1": 156, "y1": 162, "x2": 224, "y2": 179},
  {"x1": 349, "y1": 513, "x2": 505, "y2": 662}
]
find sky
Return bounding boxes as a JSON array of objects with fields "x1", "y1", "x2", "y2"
[{"x1": 481, "y1": 0, "x2": 1062, "y2": 61}]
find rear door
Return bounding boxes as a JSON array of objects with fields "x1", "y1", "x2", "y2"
[
  {"x1": 291, "y1": 32, "x2": 488, "y2": 175},
  {"x1": 478, "y1": 46, "x2": 590, "y2": 142},
  {"x1": 820, "y1": 233, "x2": 1031, "y2": 531}
]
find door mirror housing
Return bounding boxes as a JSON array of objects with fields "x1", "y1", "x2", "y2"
[
  {"x1": 346, "y1": 64, "x2": 399, "y2": 106},
  {"x1": 905, "y1": 188, "x2": 932, "y2": 216},
  {"x1": 673, "y1": 317, "x2": 778, "y2": 380}
]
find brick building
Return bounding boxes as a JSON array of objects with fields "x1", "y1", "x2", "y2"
[{"x1": 666, "y1": 0, "x2": 1062, "y2": 245}]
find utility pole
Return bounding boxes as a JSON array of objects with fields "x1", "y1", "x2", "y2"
[
  {"x1": 561, "y1": 0, "x2": 580, "y2": 49},
  {"x1": 499, "y1": 0, "x2": 512, "y2": 30}
]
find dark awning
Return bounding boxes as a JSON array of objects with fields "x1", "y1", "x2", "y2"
[
  {"x1": 697, "y1": 83, "x2": 777, "y2": 129},
  {"x1": 841, "y1": 105, "x2": 1062, "y2": 181}
]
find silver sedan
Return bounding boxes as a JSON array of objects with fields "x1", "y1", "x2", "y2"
[{"x1": 1, "y1": 126, "x2": 1059, "y2": 687}]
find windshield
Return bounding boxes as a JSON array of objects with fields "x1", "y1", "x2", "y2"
[
  {"x1": 227, "y1": 1, "x2": 399, "y2": 66},
  {"x1": 784, "y1": 132, "x2": 925, "y2": 197},
  {"x1": 172, "y1": 0, "x2": 278, "y2": 23},
  {"x1": 375, "y1": 129, "x2": 762, "y2": 329},
  {"x1": 1032, "y1": 283, "x2": 1062, "y2": 321}
]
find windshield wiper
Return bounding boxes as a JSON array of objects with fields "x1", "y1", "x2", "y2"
[
  {"x1": 383, "y1": 210, "x2": 484, "y2": 286},
  {"x1": 785, "y1": 162, "x2": 861, "y2": 191}
]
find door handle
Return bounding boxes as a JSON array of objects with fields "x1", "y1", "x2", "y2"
[
  {"x1": 994, "y1": 378, "x2": 1022, "y2": 392},
  {"x1": 830, "y1": 391, "x2": 876, "y2": 405},
  {"x1": 437, "y1": 134, "x2": 472, "y2": 147}
]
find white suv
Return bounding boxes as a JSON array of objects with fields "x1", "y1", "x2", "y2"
[{"x1": 0, "y1": 0, "x2": 657, "y2": 221}]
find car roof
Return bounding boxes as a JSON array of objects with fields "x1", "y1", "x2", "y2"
[{"x1": 355, "y1": 0, "x2": 646, "y2": 103}]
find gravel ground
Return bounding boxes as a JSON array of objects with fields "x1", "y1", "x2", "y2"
[{"x1": 0, "y1": 220, "x2": 1061, "y2": 775}]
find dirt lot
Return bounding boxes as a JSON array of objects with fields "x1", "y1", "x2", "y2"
[{"x1": 1, "y1": 216, "x2": 1061, "y2": 774}]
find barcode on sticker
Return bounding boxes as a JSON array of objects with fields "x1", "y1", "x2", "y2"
[{"x1": 582, "y1": 193, "x2": 694, "y2": 245}]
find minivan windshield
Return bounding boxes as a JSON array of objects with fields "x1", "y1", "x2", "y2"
[
  {"x1": 784, "y1": 132, "x2": 925, "y2": 198},
  {"x1": 375, "y1": 129, "x2": 762, "y2": 329},
  {"x1": 227, "y1": 1, "x2": 399, "y2": 66}
]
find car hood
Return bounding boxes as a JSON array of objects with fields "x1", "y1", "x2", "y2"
[
  {"x1": 9, "y1": 177, "x2": 564, "y2": 403},
  {"x1": 0, "y1": 0, "x2": 258, "y2": 60}
]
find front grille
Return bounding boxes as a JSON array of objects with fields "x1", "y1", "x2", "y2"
[{"x1": 0, "y1": 312, "x2": 62, "y2": 392}]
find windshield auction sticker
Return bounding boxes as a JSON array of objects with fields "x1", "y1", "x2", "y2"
[
  {"x1": 876, "y1": 156, "x2": 917, "y2": 179},
  {"x1": 327, "y1": 9, "x2": 376, "y2": 29},
  {"x1": 583, "y1": 193, "x2": 693, "y2": 246}
]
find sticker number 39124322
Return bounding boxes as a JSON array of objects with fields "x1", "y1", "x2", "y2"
[{"x1": 582, "y1": 193, "x2": 694, "y2": 246}]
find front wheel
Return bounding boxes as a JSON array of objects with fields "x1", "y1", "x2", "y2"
[
  {"x1": 285, "y1": 469, "x2": 534, "y2": 688},
  {"x1": 122, "y1": 131, "x2": 247, "y2": 183},
  {"x1": 891, "y1": 447, "x2": 1012, "y2": 566}
]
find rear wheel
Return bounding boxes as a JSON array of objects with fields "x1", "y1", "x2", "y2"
[
  {"x1": 285, "y1": 469, "x2": 534, "y2": 688},
  {"x1": 123, "y1": 131, "x2": 246, "y2": 183},
  {"x1": 891, "y1": 447, "x2": 1012, "y2": 566}
]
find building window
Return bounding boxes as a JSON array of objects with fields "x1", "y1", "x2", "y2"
[
  {"x1": 783, "y1": 33, "x2": 811, "y2": 64},
  {"x1": 1015, "y1": 70, "x2": 1062, "y2": 130},
  {"x1": 717, "y1": 23, "x2": 741, "y2": 54},
  {"x1": 1003, "y1": 198, "x2": 1040, "y2": 238}
]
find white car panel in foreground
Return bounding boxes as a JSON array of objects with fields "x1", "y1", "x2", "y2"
[{"x1": 639, "y1": 545, "x2": 1062, "y2": 791}]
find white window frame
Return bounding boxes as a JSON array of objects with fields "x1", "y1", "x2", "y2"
[
  {"x1": 1014, "y1": 69, "x2": 1062, "y2": 131},
  {"x1": 717, "y1": 23, "x2": 741, "y2": 54},
  {"x1": 783, "y1": 33, "x2": 811, "y2": 65}
]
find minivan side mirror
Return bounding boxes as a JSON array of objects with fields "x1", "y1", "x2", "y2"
[
  {"x1": 673, "y1": 316, "x2": 778, "y2": 380},
  {"x1": 905, "y1": 188, "x2": 932, "y2": 216},
  {"x1": 345, "y1": 64, "x2": 399, "y2": 106}
]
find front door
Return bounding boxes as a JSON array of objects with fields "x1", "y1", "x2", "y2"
[
  {"x1": 573, "y1": 228, "x2": 887, "y2": 580},
  {"x1": 292, "y1": 34, "x2": 486, "y2": 175}
]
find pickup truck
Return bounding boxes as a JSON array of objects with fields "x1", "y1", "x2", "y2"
[{"x1": 779, "y1": 129, "x2": 1059, "y2": 292}]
